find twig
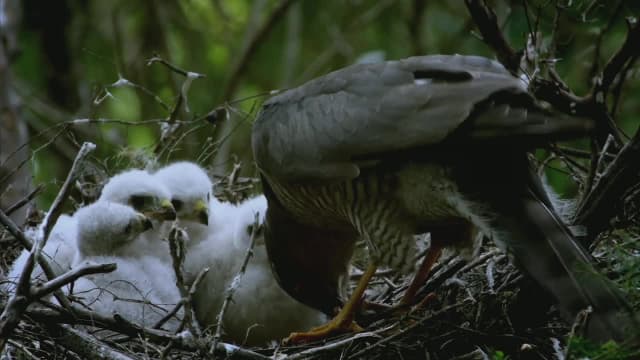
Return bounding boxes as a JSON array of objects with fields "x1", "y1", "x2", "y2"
[
  {"x1": 3, "y1": 184, "x2": 43, "y2": 216},
  {"x1": 347, "y1": 300, "x2": 473, "y2": 359},
  {"x1": 44, "y1": 323, "x2": 136, "y2": 360},
  {"x1": 222, "y1": 0, "x2": 297, "y2": 99},
  {"x1": 147, "y1": 54, "x2": 205, "y2": 79},
  {"x1": 31, "y1": 262, "x2": 117, "y2": 299},
  {"x1": 23, "y1": 305, "x2": 269, "y2": 360},
  {"x1": 466, "y1": 1, "x2": 640, "y2": 149},
  {"x1": 0, "y1": 143, "x2": 95, "y2": 350},
  {"x1": 464, "y1": 0, "x2": 521, "y2": 73},
  {"x1": 166, "y1": 226, "x2": 201, "y2": 336},
  {"x1": 595, "y1": 17, "x2": 640, "y2": 97},
  {"x1": 41, "y1": 142, "x2": 96, "y2": 243},
  {"x1": 210, "y1": 214, "x2": 260, "y2": 358},
  {"x1": 0, "y1": 221, "x2": 36, "y2": 352},
  {"x1": 574, "y1": 128, "x2": 640, "y2": 244},
  {"x1": 147, "y1": 55, "x2": 206, "y2": 155}
]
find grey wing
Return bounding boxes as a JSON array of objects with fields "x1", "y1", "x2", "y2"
[{"x1": 252, "y1": 54, "x2": 592, "y2": 181}]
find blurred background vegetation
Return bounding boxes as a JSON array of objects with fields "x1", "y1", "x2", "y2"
[{"x1": 2, "y1": 0, "x2": 639, "y2": 213}]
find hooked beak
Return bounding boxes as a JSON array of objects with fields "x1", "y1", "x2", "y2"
[
  {"x1": 144, "y1": 199, "x2": 177, "y2": 221},
  {"x1": 194, "y1": 199, "x2": 209, "y2": 226}
]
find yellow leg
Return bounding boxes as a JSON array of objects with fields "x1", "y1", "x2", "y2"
[
  {"x1": 400, "y1": 244, "x2": 443, "y2": 306},
  {"x1": 284, "y1": 262, "x2": 377, "y2": 344}
]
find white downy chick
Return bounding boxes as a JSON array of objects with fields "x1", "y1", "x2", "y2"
[
  {"x1": 186, "y1": 195, "x2": 325, "y2": 346},
  {"x1": 71, "y1": 201, "x2": 182, "y2": 330},
  {"x1": 4, "y1": 215, "x2": 78, "y2": 295},
  {"x1": 98, "y1": 169, "x2": 177, "y2": 261},
  {"x1": 153, "y1": 161, "x2": 211, "y2": 247}
]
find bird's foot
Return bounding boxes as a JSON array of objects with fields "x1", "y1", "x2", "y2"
[
  {"x1": 284, "y1": 317, "x2": 364, "y2": 345},
  {"x1": 411, "y1": 291, "x2": 437, "y2": 311}
]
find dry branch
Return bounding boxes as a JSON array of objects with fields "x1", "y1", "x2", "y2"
[
  {"x1": 0, "y1": 142, "x2": 95, "y2": 352},
  {"x1": 210, "y1": 214, "x2": 260, "y2": 358},
  {"x1": 41, "y1": 141, "x2": 96, "y2": 242},
  {"x1": 464, "y1": 0, "x2": 520, "y2": 73},
  {"x1": 23, "y1": 304, "x2": 270, "y2": 360},
  {"x1": 3, "y1": 184, "x2": 43, "y2": 217},
  {"x1": 166, "y1": 225, "x2": 201, "y2": 336},
  {"x1": 31, "y1": 262, "x2": 117, "y2": 299},
  {"x1": 44, "y1": 324, "x2": 136, "y2": 360}
]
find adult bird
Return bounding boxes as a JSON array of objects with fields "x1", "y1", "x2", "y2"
[
  {"x1": 99, "y1": 169, "x2": 177, "y2": 261},
  {"x1": 252, "y1": 54, "x2": 638, "y2": 343},
  {"x1": 153, "y1": 161, "x2": 211, "y2": 247},
  {"x1": 72, "y1": 201, "x2": 182, "y2": 330},
  {"x1": 186, "y1": 194, "x2": 325, "y2": 345}
]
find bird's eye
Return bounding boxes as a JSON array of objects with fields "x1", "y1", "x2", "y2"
[
  {"x1": 207, "y1": 193, "x2": 211, "y2": 202},
  {"x1": 246, "y1": 224, "x2": 254, "y2": 236},
  {"x1": 129, "y1": 195, "x2": 147, "y2": 210},
  {"x1": 171, "y1": 199, "x2": 183, "y2": 212},
  {"x1": 124, "y1": 223, "x2": 132, "y2": 234}
]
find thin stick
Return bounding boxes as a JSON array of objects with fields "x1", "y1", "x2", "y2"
[
  {"x1": 0, "y1": 143, "x2": 96, "y2": 351},
  {"x1": 45, "y1": 323, "x2": 136, "y2": 360},
  {"x1": 40, "y1": 142, "x2": 96, "y2": 243},
  {"x1": 210, "y1": 214, "x2": 259, "y2": 357},
  {"x1": 23, "y1": 305, "x2": 270, "y2": 360},
  {"x1": 166, "y1": 226, "x2": 202, "y2": 336},
  {"x1": 31, "y1": 262, "x2": 117, "y2": 299},
  {"x1": 3, "y1": 184, "x2": 43, "y2": 216}
]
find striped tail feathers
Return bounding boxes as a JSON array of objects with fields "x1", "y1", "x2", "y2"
[{"x1": 511, "y1": 187, "x2": 639, "y2": 343}]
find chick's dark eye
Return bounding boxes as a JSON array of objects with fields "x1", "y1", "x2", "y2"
[
  {"x1": 171, "y1": 199, "x2": 183, "y2": 212},
  {"x1": 124, "y1": 223, "x2": 132, "y2": 234},
  {"x1": 130, "y1": 195, "x2": 147, "y2": 210}
]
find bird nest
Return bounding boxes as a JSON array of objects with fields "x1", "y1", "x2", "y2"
[
  {"x1": 2, "y1": 198, "x2": 638, "y2": 360},
  {"x1": 1, "y1": 127, "x2": 639, "y2": 360}
]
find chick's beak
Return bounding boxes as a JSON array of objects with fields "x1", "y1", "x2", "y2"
[
  {"x1": 144, "y1": 199, "x2": 177, "y2": 221},
  {"x1": 134, "y1": 213, "x2": 154, "y2": 232},
  {"x1": 142, "y1": 217, "x2": 153, "y2": 231},
  {"x1": 194, "y1": 199, "x2": 209, "y2": 226}
]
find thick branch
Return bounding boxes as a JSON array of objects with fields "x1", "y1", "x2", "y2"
[
  {"x1": 596, "y1": 18, "x2": 640, "y2": 95},
  {"x1": 464, "y1": 0, "x2": 520, "y2": 73}
]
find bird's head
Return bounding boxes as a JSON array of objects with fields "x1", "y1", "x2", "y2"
[
  {"x1": 153, "y1": 162, "x2": 212, "y2": 226},
  {"x1": 231, "y1": 195, "x2": 267, "y2": 249},
  {"x1": 75, "y1": 201, "x2": 153, "y2": 257},
  {"x1": 261, "y1": 184, "x2": 357, "y2": 316},
  {"x1": 99, "y1": 169, "x2": 177, "y2": 222}
]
